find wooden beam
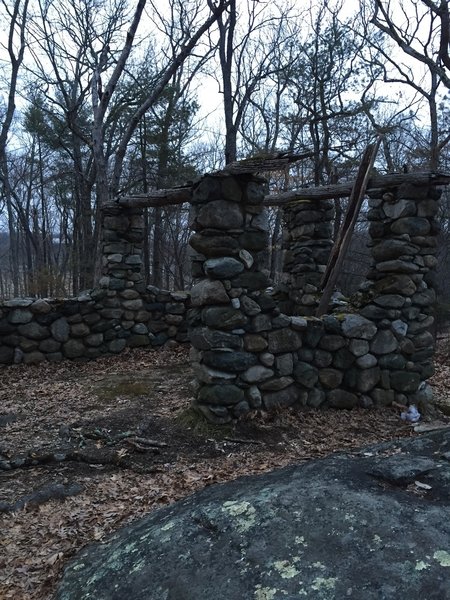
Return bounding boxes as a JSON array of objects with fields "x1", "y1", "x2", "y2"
[
  {"x1": 116, "y1": 171, "x2": 450, "y2": 208},
  {"x1": 316, "y1": 139, "x2": 381, "y2": 317},
  {"x1": 265, "y1": 171, "x2": 450, "y2": 206},
  {"x1": 116, "y1": 186, "x2": 193, "y2": 208}
]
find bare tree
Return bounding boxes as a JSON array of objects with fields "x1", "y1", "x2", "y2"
[{"x1": 0, "y1": 0, "x2": 30, "y2": 295}]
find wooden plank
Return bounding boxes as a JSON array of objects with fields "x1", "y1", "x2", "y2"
[
  {"x1": 116, "y1": 171, "x2": 450, "y2": 208},
  {"x1": 316, "y1": 139, "x2": 382, "y2": 317}
]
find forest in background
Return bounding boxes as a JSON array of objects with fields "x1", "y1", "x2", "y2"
[{"x1": 1, "y1": 0, "x2": 450, "y2": 315}]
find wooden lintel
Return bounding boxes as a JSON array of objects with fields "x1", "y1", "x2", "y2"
[
  {"x1": 116, "y1": 171, "x2": 450, "y2": 208},
  {"x1": 266, "y1": 172, "x2": 450, "y2": 206},
  {"x1": 116, "y1": 186, "x2": 193, "y2": 208}
]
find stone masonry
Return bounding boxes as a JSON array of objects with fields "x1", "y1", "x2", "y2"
[{"x1": 188, "y1": 174, "x2": 441, "y2": 422}]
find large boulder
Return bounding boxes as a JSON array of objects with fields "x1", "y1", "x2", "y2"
[{"x1": 57, "y1": 430, "x2": 450, "y2": 600}]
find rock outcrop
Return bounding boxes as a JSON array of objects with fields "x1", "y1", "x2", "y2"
[{"x1": 57, "y1": 429, "x2": 450, "y2": 600}]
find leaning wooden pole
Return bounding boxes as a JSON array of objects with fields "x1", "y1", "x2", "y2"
[{"x1": 316, "y1": 137, "x2": 382, "y2": 317}]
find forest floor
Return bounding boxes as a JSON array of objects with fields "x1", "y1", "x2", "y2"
[{"x1": 1, "y1": 344, "x2": 450, "y2": 600}]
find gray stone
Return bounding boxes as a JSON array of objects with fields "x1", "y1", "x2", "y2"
[
  {"x1": 204, "y1": 257, "x2": 244, "y2": 279},
  {"x1": 307, "y1": 388, "x2": 326, "y2": 408},
  {"x1": 85, "y1": 334, "x2": 103, "y2": 347},
  {"x1": 341, "y1": 315, "x2": 377, "y2": 340},
  {"x1": 191, "y1": 280, "x2": 230, "y2": 306},
  {"x1": 240, "y1": 296, "x2": 261, "y2": 316},
  {"x1": 198, "y1": 384, "x2": 244, "y2": 406},
  {"x1": 232, "y1": 401, "x2": 250, "y2": 417},
  {"x1": 23, "y1": 351, "x2": 45, "y2": 364},
  {"x1": 376, "y1": 259, "x2": 419, "y2": 274},
  {"x1": 372, "y1": 239, "x2": 417, "y2": 262},
  {"x1": 192, "y1": 364, "x2": 237, "y2": 384},
  {"x1": 231, "y1": 272, "x2": 269, "y2": 291},
  {"x1": 391, "y1": 320, "x2": 408, "y2": 336},
  {"x1": 246, "y1": 385, "x2": 262, "y2": 408},
  {"x1": 9, "y1": 309, "x2": 33, "y2": 324},
  {"x1": 327, "y1": 389, "x2": 358, "y2": 408},
  {"x1": 196, "y1": 200, "x2": 243, "y2": 229},
  {"x1": 373, "y1": 295, "x2": 406, "y2": 309},
  {"x1": 357, "y1": 367, "x2": 380, "y2": 392},
  {"x1": 333, "y1": 348, "x2": 356, "y2": 369},
  {"x1": 290, "y1": 316, "x2": 308, "y2": 331},
  {"x1": 260, "y1": 377, "x2": 294, "y2": 391},
  {"x1": 4, "y1": 298, "x2": 33, "y2": 308},
  {"x1": 371, "y1": 388, "x2": 395, "y2": 406},
  {"x1": 18, "y1": 322, "x2": 49, "y2": 340},
  {"x1": 251, "y1": 314, "x2": 272, "y2": 332},
  {"x1": 263, "y1": 384, "x2": 299, "y2": 409},
  {"x1": 391, "y1": 217, "x2": 430, "y2": 236},
  {"x1": 39, "y1": 339, "x2": 61, "y2": 353},
  {"x1": 370, "y1": 330, "x2": 398, "y2": 355},
  {"x1": 195, "y1": 404, "x2": 232, "y2": 424},
  {"x1": 241, "y1": 366, "x2": 274, "y2": 384},
  {"x1": 267, "y1": 328, "x2": 302, "y2": 353},
  {"x1": 319, "y1": 368, "x2": 343, "y2": 389},
  {"x1": 202, "y1": 307, "x2": 247, "y2": 330},
  {"x1": 202, "y1": 351, "x2": 258, "y2": 372},
  {"x1": 259, "y1": 352, "x2": 275, "y2": 367},
  {"x1": 313, "y1": 349, "x2": 333, "y2": 368},
  {"x1": 122, "y1": 299, "x2": 144, "y2": 311},
  {"x1": 378, "y1": 354, "x2": 407, "y2": 369},
  {"x1": 412, "y1": 289, "x2": 436, "y2": 307},
  {"x1": 349, "y1": 339, "x2": 370, "y2": 357},
  {"x1": 63, "y1": 339, "x2": 86, "y2": 358},
  {"x1": 390, "y1": 371, "x2": 421, "y2": 392},
  {"x1": 189, "y1": 328, "x2": 242, "y2": 351},
  {"x1": 71, "y1": 323, "x2": 90, "y2": 337},
  {"x1": 243, "y1": 334, "x2": 268, "y2": 352},
  {"x1": 0, "y1": 346, "x2": 14, "y2": 363},
  {"x1": 412, "y1": 330, "x2": 434, "y2": 349},
  {"x1": 293, "y1": 361, "x2": 319, "y2": 388},
  {"x1": 29, "y1": 299, "x2": 53, "y2": 314},
  {"x1": 374, "y1": 274, "x2": 417, "y2": 296},
  {"x1": 189, "y1": 233, "x2": 239, "y2": 257},
  {"x1": 383, "y1": 199, "x2": 416, "y2": 219},
  {"x1": 319, "y1": 334, "x2": 345, "y2": 351},
  {"x1": 238, "y1": 249, "x2": 254, "y2": 269},
  {"x1": 275, "y1": 353, "x2": 294, "y2": 376},
  {"x1": 128, "y1": 335, "x2": 150, "y2": 347}
]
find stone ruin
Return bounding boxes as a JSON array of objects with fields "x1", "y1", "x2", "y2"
[
  {"x1": 188, "y1": 172, "x2": 443, "y2": 422},
  {"x1": 0, "y1": 164, "x2": 448, "y2": 423}
]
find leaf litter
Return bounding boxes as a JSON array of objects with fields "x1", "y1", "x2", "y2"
[{"x1": 0, "y1": 344, "x2": 448, "y2": 599}]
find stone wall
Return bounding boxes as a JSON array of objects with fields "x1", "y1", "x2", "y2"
[
  {"x1": 188, "y1": 174, "x2": 439, "y2": 423},
  {"x1": 0, "y1": 287, "x2": 189, "y2": 365}
]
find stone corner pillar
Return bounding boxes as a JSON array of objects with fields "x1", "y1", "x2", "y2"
[
  {"x1": 188, "y1": 173, "x2": 272, "y2": 423},
  {"x1": 281, "y1": 198, "x2": 334, "y2": 316}
]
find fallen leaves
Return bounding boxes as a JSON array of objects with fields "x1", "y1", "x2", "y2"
[{"x1": 0, "y1": 344, "x2": 448, "y2": 599}]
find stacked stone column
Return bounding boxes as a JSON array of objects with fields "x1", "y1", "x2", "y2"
[
  {"x1": 282, "y1": 198, "x2": 334, "y2": 315},
  {"x1": 100, "y1": 203, "x2": 145, "y2": 292},
  {"x1": 189, "y1": 174, "x2": 303, "y2": 423},
  {"x1": 359, "y1": 182, "x2": 440, "y2": 405}
]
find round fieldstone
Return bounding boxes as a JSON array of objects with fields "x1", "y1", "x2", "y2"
[
  {"x1": 202, "y1": 350, "x2": 258, "y2": 372},
  {"x1": 18, "y1": 322, "x2": 49, "y2": 340},
  {"x1": 202, "y1": 307, "x2": 247, "y2": 330},
  {"x1": 189, "y1": 328, "x2": 243, "y2": 350},
  {"x1": 370, "y1": 330, "x2": 398, "y2": 355},
  {"x1": 63, "y1": 339, "x2": 86, "y2": 358},
  {"x1": 198, "y1": 384, "x2": 245, "y2": 405},
  {"x1": 191, "y1": 280, "x2": 229, "y2": 306},
  {"x1": 319, "y1": 368, "x2": 343, "y2": 389},
  {"x1": 189, "y1": 234, "x2": 239, "y2": 257},
  {"x1": 262, "y1": 385, "x2": 300, "y2": 410},
  {"x1": 390, "y1": 217, "x2": 430, "y2": 236},
  {"x1": 293, "y1": 362, "x2": 319, "y2": 388},
  {"x1": 327, "y1": 389, "x2": 358, "y2": 409},
  {"x1": 341, "y1": 315, "x2": 377, "y2": 340},
  {"x1": 267, "y1": 328, "x2": 302, "y2": 353},
  {"x1": 241, "y1": 366, "x2": 274, "y2": 383},
  {"x1": 9, "y1": 309, "x2": 33, "y2": 324},
  {"x1": 196, "y1": 200, "x2": 243, "y2": 230},
  {"x1": 204, "y1": 258, "x2": 244, "y2": 279}
]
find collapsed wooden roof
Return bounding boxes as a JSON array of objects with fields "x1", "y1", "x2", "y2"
[{"x1": 115, "y1": 150, "x2": 450, "y2": 209}]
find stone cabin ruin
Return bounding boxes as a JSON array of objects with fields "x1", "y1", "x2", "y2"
[{"x1": 0, "y1": 155, "x2": 449, "y2": 423}]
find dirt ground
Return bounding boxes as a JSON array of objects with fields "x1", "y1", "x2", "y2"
[{"x1": 1, "y1": 344, "x2": 449, "y2": 600}]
